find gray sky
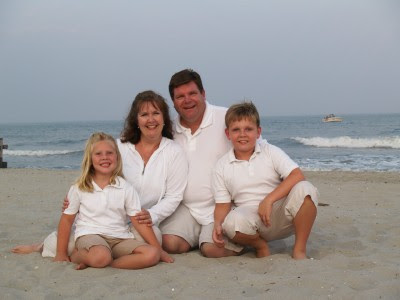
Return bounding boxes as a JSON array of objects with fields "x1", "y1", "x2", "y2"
[{"x1": 1, "y1": 0, "x2": 399, "y2": 123}]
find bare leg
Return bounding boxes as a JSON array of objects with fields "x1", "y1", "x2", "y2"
[
  {"x1": 111, "y1": 245, "x2": 160, "y2": 269},
  {"x1": 70, "y1": 245, "x2": 112, "y2": 270},
  {"x1": 292, "y1": 196, "x2": 317, "y2": 259},
  {"x1": 162, "y1": 234, "x2": 191, "y2": 254},
  {"x1": 232, "y1": 232, "x2": 270, "y2": 258},
  {"x1": 200, "y1": 242, "x2": 239, "y2": 258},
  {"x1": 11, "y1": 242, "x2": 44, "y2": 254}
]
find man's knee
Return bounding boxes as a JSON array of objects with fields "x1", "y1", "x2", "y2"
[{"x1": 162, "y1": 234, "x2": 191, "y2": 254}]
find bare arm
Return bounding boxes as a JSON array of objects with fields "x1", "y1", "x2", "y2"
[
  {"x1": 129, "y1": 216, "x2": 174, "y2": 263},
  {"x1": 54, "y1": 213, "x2": 76, "y2": 262},
  {"x1": 213, "y1": 203, "x2": 231, "y2": 247},
  {"x1": 258, "y1": 168, "x2": 305, "y2": 226}
]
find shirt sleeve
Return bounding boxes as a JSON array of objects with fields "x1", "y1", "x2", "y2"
[
  {"x1": 212, "y1": 159, "x2": 232, "y2": 204},
  {"x1": 147, "y1": 144, "x2": 188, "y2": 226},
  {"x1": 63, "y1": 185, "x2": 81, "y2": 215},
  {"x1": 125, "y1": 184, "x2": 142, "y2": 217},
  {"x1": 269, "y1": 144, "x2": 299, "y2": 179}
]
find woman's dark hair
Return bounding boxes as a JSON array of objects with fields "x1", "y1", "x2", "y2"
[{"x1": 121, "y1": 90, "x2": 173, "y2": 144}]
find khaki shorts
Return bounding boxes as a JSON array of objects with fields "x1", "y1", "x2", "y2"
[
  {"x1": 159, "y1": 203, "x2": 240, "y2": 252},
  {"x1": 222, "y1": 181, "x2": 319, "y2": 251},
  {"x1": 75, "y1": 234, "x2": 146, "y2": 259},
  {"x1": 41, "y1": 225, "x2": 161, "y2": 258}
]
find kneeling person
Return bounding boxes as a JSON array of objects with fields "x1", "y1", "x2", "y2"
[{"x1": 212, "y1": 102, "x2": 319, "y2": 259}]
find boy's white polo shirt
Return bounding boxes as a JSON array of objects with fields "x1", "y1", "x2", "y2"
[
  {"x1": 64, "y1": 177, "x2": 141, "y2": 240},
  {"x1": 173, "y1": 102, "x2": 231, "y2": 225},
  {"x1": 213, "y1": 140, "x2": 299, "y2": 207}
]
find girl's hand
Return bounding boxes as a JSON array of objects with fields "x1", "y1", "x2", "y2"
[
  {"x1": 212, "y1": 224, "x2": 225, "y2": 248},
  {"x1": 53, "y1": 253, "x2": 71, "y2": 262},
  {"x1": 62, "y1": 195, "x2": 70, "y2": 212},
  {"x1": 258, "y1": 198, "x2": 273, "y2": 227},
  {"x1": 134, "y1": 210, "x2": 153, "y2": 226},
  {"x1": 160, "y1": 250, "x2": 174, "y2": 263}
]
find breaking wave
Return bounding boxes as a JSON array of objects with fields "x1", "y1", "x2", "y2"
[
  {"x1": 4, "y1": 149, "x2": 82, "y2": 157},
  {"x1": 292, "y1": 136, "x2": 400, "y2": 149}
]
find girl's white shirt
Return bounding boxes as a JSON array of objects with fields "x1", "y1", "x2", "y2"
[
  {"x1": 117, "y1": 137, "x2": 188, "y2": 226},
  {"x1": 64, "y1": 176, "x2": 140, "y2": 240}
]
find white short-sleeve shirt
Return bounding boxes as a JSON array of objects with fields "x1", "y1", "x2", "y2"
[
  {"x1": 173, "y1": 102, "x2": 232, "y2": 225},
  {"x1": 117, "y1": 137, "x2": 188, "y2": 226},
  {"x1": 63, "y1": 177, "x2": 141, "y2": 240},
  {"x1": 213, "y1": 140, "x2": 299, "y2": 207}
]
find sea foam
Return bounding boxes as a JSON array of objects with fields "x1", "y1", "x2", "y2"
[
  {"x1": 292, "y1": 136, "x2": 400, "y2": 149},
  {"x1": 4, "y1": 150, "x2": 81, "y2": 157}
]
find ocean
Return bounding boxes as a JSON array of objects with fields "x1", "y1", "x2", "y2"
[{"x1": 1, "y1": 114, "x2": 399, "y2": 172}]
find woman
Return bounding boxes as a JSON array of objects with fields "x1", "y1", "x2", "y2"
[{"x1": 12, "y1": 91, "x2": 188, "y2": 258}]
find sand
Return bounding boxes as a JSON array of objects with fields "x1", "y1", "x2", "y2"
[{"x1": 1, "y1": 169, "x2": 399, "y2": 299}]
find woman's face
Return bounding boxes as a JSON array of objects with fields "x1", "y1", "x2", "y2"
[{"x1": 137, "y1": 101, "x2": 164, "y2": 141}]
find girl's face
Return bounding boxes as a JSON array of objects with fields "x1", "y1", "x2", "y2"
[
  {"x1": 91, "y1": 140, "x2": 118, "y2": 177},
  {"x1": 137, "y1": 102, "x2": 164, "y2": 141}
]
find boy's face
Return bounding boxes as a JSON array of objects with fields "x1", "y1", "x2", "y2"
[{"x1": 225, "y1": 118, "x2": 261, "y2": 160}]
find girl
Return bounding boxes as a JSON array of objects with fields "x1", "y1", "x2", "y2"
[{"x1": 54, "y1": 132, "x2": 172, "y2": 270}]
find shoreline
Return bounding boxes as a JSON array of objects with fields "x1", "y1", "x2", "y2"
[{"x1": 1, "y1": 169, "x2": 399, "y2": 298}]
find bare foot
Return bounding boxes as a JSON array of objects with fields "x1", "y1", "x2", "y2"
[
  {"x1": 292, "y1": 250, "x2": 307, "y2": 260},
  {"x1": 11, "y1": 243, "x2": 43, "y2": 254},
  {"x1": 75, "y1": 263, "x2": 88, "y2": 270}
]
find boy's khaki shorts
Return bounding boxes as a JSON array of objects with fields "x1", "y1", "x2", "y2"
[
  {"x1": 222, "y1": 181, "x2": 319, "y2": 251},
  {"x1": 76, "y1": 234, "x2": 146, "y2": 259}
]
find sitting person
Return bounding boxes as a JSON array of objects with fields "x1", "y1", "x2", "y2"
[
  {"x1": 12, "y1": 91, "x2": 187, "y2": 259},
  {"x1": 212, "y1": 102, "x2": 319, "y2": 259},
  {"x1": 54, "y1": 132, "x2": 171, "y2": 270}
]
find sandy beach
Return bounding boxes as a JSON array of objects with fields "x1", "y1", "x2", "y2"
[{"x1": 1, "y1": 169, "x2": 399, "y2": 299}]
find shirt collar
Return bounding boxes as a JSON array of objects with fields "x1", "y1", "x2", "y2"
[
  {"x1": 228, "y1": 141, "x2": 262, "y2": 163},
  {"x1": 92, "y1": 176, "x2": 125, "y2": 191},
  {"x1": 174, "y1": 101, "x2": 213, "y2": 133}
]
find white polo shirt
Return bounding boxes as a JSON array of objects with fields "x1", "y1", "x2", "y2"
[
  {"x1": 173, "y1": 102, "x2": 231, "y2": 225},
  {"x1": 117, "y1": 137, "x2": 188, "y2": 226},
  {"x1": 213, "y1": 140, "x2": 299, "y2": 207},
  {"x1": 64, "y1": 177, "x2": 141, "y2": 240}
]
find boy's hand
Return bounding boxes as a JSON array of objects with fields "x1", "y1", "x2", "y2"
[
  {"x1": 212, "y1": 224, "x2": 225, "y2": 248},
  {"x1": 258, "y1": 198, "x2": 273, "y2": 227},
  {"x1": 53, "y1": 253, "x2": 70, "y2": 263},
  {"x1": 160, "y1": 250, "x2": 174, "y2": 263},
  {"x1": 62, "y1": 195, "x2": 69, "y2": 212},
  {"x1": 134, "y1": 210, "x2": 153, "y2": 226}
]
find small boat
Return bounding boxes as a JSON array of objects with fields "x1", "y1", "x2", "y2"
[{"x1": 322, "y1": 114, "x2": 343, "y2": 122}]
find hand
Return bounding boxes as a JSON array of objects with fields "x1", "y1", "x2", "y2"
[
  {"x1": 62, "y1": 195, "x2": 70, "y2": 212},
  {"x1": 258, "y1": 198, "x2": 273, "y2": 227},
  {"x1": 53, "y1": 253, "x2": 71, "y2": 263},
  {"x1": 134, "y1": 210, "x2": 153, "y2": 227},
  {"x1": 212, "y1": 224, "x2": 225, "y2": 248},
  {"x1": 160, "y1": 250, "x2": 174, "y2": 263}
]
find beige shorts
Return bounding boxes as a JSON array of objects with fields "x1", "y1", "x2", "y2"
[
  {"x1": 159, "y1": 203, "x2": 240, "y2": 252},
  {"x1": 75, "y1": 234, "x2": 146, "y2": 259},
  {"x1": 222, "y1": 181, "x2": 319, "y2": 250},
  {"x1": 41, "y1": 225, "x2": 161, "y2": 258}
]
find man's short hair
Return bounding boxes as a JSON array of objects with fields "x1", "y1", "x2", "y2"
[
  {"x1": 225, "y1": 101, "x2": 260, "y2": 128},
  {"x1": 169, "y1": 69, "x2": 204, "y2": 99}
]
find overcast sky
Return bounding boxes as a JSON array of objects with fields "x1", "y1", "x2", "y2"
[{"x1": 1, "y1": 0, "x2": 399, "y2": 123}]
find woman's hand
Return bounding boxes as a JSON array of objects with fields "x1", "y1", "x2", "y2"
[
  {"x1": 53, "y1": 253, "x2": 71, "y2": 263},
  {"x1": 62, "y1": 195, "x2": 69, "y2": 212},
  {"x1": 160, "y1": 250, "x2": 174, "y2": 263},
  {"x1": 134, "y1": 210, "x2": 153, "y2": 226}
]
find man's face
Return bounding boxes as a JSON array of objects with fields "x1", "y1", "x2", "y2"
[{"x1": 172, "y1": 81, "x2": 206, "y2": 127}]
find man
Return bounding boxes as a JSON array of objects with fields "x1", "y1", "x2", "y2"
[{"x1": 159, "y1": 69, "x2": 238, "y2": 257}]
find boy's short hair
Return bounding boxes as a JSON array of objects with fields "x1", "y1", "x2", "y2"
[{"x1": 225, "y1": 101, "x2": 260, "y2": 128}]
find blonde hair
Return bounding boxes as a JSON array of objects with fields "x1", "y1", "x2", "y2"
[
  {"x1": 225, "y1": 101, "x2": 260, "y2": 128},
  {"x1": 76, "y1": 132, "x2": 123, "y2": 192}
]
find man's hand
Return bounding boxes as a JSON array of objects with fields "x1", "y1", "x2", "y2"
[
  {"x1": 212, "y1": 224, "x2": 225, "y2": 248},
  {"x1": 134, "y1": 210, "x2": 153, "y2": 227},
  {"x1": 258, "y1": 198, "x2": 274, "y2": 227},
  {"x1": 53, "y1": 253, "x2": 70, "y2": 263}
]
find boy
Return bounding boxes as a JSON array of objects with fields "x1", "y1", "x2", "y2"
[{"x1": 212, "y1": 102, "x2": 318, "y2": 259}]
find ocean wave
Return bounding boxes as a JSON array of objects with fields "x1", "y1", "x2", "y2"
[
  {"x1": 292, "y1": 136, "x2": 400, "y2": 149},
  {"x1": 3, "y1": 149, "x2": 82, "y2": 157}
]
